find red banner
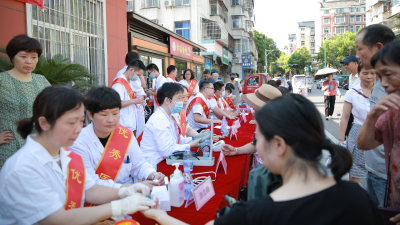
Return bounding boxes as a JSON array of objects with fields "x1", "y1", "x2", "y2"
[
  {"x1": 16, "y1": 0, "x2": 44, "y2": 8},
  {"x1": 170, "y1": 36, "x2": 193, "y2": 60}
]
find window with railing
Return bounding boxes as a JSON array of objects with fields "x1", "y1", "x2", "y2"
[
  {"x1": 31, "y1": 0, "x2": 106, "y2": 85},
  {"x1": 301, "y1": 41, "x2": 305, "y2": 46},
  {"x1": 324, "y1": 18, "x2": 330, "y2": 24},
  {"x1": 127, "y1": 0, "x2": 134, "y2": 11},
  {"x1": 350, "y1": 25, "x2": 354, "y2": 32},
  {"x1": 324, "y1": 10, "x2": 329, "y2": 14},
  {"x1": 301, "y1": 34, "x2": 305, "y2": 39},
  {"x1": 141, "y1": 0, "x2": 159, "y2": 8},
  {"x1": 311, "y1": 35, "x2": 315, "y2": 40},
  {"x1": 210, "y1": 1, "x2": 228, "y2": 23},
  {"x1": 356, "y1": 7, "x2": 362, "y2": 12},
  {"x1": 324, "y1": 27, "x2": 330, "y2": 34},
  {"x1": 335, "y1": 16, "x2": 345, "y2": 23},
  {"x1": 350, "y1": 7, "x2": 354, "y2": 12},
  {"x1": 234, "y1": 39, "x2": 242, "y2": 55},
  {"x1": 242, "y1": 38, "x2": 249, "y2": 53},
  {"x1": 175, "y1": 0, "x2": 190, "y2": 6},
  {"x1": 232, "y1": 15, "x2": 244, "y2": 29},
  {"x1": 336, "y1": 8, "x2": 344, "y2": 13},
  {"x1": 356, "y1": 15, "x2": 361, "y2": 22},
  {"x1": 232, "y1": 0, "x2": 241, "y2": 6},
  {"x1": 311, "y1": 43, "x2": 315, "y2": 47},
  {"x1": 336, "y1": 26, "x2": 345, "y2": 34},
  {"x1": 175, "y1": 21, "x2": 190, "y2": 40},
  {"x1": 311, "y1": 28, "x2": 315, "y2": 33},
  {"x1": 350, "y1": 16, "x2": 354, "y2": 22}
]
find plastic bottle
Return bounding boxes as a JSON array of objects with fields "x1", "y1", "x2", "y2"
[
  {"x1": 203, "y1": 140, "x2": 211, "y2": 157},
  {"x1": 169, "y1": 163, "x2": 184, "y2": 207},
  {"x1": 183, "y1": 146, "x2": 193, "y2": 172},
  {"x1": 183, "y1": 170, "x2": 194, "y2": 201}
]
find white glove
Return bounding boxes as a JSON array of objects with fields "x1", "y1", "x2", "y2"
[
  {"x1": 118, "y1": 183, "x2": 151, "y2": 198},
  {"x1": 111, "y1": 193, "x2": 156, "y2": 217}
]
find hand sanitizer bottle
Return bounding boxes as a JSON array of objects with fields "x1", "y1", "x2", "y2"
[{"x1": 169, "y1": 163, "x2": 184, "y2": 207}]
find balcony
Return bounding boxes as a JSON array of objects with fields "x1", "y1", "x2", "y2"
[
  {"x1": 246, "y1": 20, "x2": 254, "y2": 36},
  {"x1": 210, "y1": 0, "x2": 228, "y2": 23},
  {"x1": 334, "y1": 22, "x2": 348, "y2": 26},
  {"x1": 310, "y1": 39, "x2": 315, "y2": 42},
  {"x1": 242, "y1": 38, "x2": 256, "y2": 56},
  {"x1": 202, "y1": 18, "x2": 229, "y2": 47},
  {"x1": 387, "y1": 15, "x2": 400, "y2": 29},
  {"x1": 231, "y1": 0, "x2": 245, "y2": 7},
  {"x1": 141, "y1": 0, "x2": 160, "y2": 8},
  {"x1": 310, "y1": 32, "x2": 315, "y2": 35}
]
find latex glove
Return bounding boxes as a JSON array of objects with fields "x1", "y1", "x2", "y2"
[
  {"x1": 111, "y1": 193, "x2": 156, "y2": 217},
  {"x1": 118, "y1": 183, "x2": 151, "y2": 198}
]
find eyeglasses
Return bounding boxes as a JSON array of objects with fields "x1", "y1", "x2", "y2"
[{"x1": 206, "y1": 87, "x2": 214, "y2": 90}]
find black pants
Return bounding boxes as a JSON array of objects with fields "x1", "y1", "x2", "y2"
[
  {"x1": 324, "y1": 95, "x2": 336, "y2": 117},
  {"x1": 197, "y1": 128, "x2": 206, "y2": 133},
  {"x1": 345, "y1": 113, "x2": 354, "y2": 137}
]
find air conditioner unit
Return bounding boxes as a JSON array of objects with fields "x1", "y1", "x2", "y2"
[
  {"x1": 233, "y1": 53, "x2": 237, "y2": 58},
  {"x1": 234, "y1": 59, "x2": 241, "y2": 64},
  {"x1": 165, "y1": 0, "x2": 172, "y2": 7}
]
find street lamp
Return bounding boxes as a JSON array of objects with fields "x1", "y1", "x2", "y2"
[
  {"x1": 317, "y1": 45, "x2": 327, "y2": 68},
  {"x1": 265, "y1": 49, "x2": 279, "y2": 74}
]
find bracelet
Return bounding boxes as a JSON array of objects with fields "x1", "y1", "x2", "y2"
[
  {"x1": 151, "y1": 172, "x2": 162, "y2": 180},
  {"x1": 235, "y1": 148, "x2": 239, "y2": 155}
]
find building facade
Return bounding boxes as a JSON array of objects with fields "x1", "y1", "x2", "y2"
[
  {"x1": 131, "y1": 0, "x2": 257, "y2": 82},
  {"x1": 366, "y1": 0, "x2": 400, "y2": 36},
  {"x1": 288, "y1": 34, "x2": 297, "y2": 55}
]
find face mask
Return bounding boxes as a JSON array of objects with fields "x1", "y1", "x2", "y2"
[
  {"x1": 230, "y1": 77, "x2": 235, "y2": 81},
  {"x1": 149, "y1": 74, "x2": 156, "y2": 79},
  {"x1": 129, "y1": 72, "x2": 139, "y2": 81},
  {"x1": 221, "y1": 91, "x2": 225, "y2": 96},
  {"x1": 168, "y1": 99, "x2": 183, "y2": 114}
]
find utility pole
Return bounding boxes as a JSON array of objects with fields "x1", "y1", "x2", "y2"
[
  {"x1": 265, "y1": 49, "x2": 279, "y2": 74},
  {"x1": 349, "y1": 45, "x2": 351, "y2": 56}
]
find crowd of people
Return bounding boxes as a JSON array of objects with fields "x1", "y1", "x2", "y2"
[{"x1": 1, "y1": 23, "x2": 400, "y2": 224}]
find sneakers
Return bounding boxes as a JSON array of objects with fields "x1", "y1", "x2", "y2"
[
  {"x1": 329, "y1": 115, "x2": 333, "y2": 119},
  {"x1": 326, "y1": 117, "x2": 329, "y2": 120}
]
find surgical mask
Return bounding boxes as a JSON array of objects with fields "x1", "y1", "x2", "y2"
[
  {"x1": 129, "y1": 72, "x2": 139, "y2": 81},
  {"x1": 221, "y1": 91, "x2": 225, "y2": 96},
  {"x1": 149, "y1": 74, "x2": 156, "y2": 79},
  {"x1": 168, "y1": 99, "x2": 183, "y2": 114},
  {"x1": 230, "y1": 77, "x2": 235, "y2": 81}
]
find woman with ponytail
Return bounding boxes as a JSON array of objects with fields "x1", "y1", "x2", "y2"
[
  {"x1": 138, "y1": 94, "x2": 384, "y2": 225},
  {"x1": 0, "y1": 86, "x2": 155, "y2": 224}
]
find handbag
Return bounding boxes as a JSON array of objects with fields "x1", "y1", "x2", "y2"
[{"x1": 378, "y1": 153, "x2": 400, "y2": 225}]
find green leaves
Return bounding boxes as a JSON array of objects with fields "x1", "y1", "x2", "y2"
[
  {"x1": 0, "y1": 46, "x2": 97, "y2": 93},
  {"x1": 287, "y1": 47, "x2": 312, "y2": 74},
  {"x1": 254, "y1": 30, "x2": 280, "y2": 73}
]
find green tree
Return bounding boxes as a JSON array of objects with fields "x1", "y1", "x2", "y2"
[
  {"x1": 288, "y1": 47, "x2": 312, "y2": 74},
  {"x1": 271, "y1": 51, "x2": 291, "y2": 75},
  {"x1": 254, "y1": 30, "x2": 279, "y2": 73}
]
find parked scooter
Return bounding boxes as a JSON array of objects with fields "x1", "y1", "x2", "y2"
[{"x1": 342, "y1": 83, "x2": 349, "y2": 90}]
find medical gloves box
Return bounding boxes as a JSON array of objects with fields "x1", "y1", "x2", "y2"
[{"x1": 151, "y1": 186, "x2": 171, "y2": 211}]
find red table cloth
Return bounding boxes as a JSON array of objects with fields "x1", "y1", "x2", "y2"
[{"x1": 131, "y1": 113, "x2": 255, "y2": 225}]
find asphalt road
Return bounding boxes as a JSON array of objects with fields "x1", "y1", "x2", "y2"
[{"x1": 305, "y1": 82, "x2": 348, "y2": 142}]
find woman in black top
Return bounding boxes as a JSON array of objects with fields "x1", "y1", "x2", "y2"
[{"x1": 140, "y1": 94, "x2": 384, "y2": 225}]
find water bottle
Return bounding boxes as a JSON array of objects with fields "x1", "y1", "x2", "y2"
[
  {"x1": 183, "y1": 171, "x2": 194, "y2": 201},
  {"x1": 203, "y1": 140, "x2": 210, "y2": 157},
  {"x1": 183, "y1": 146, "x2": 193, "y2": 172}
]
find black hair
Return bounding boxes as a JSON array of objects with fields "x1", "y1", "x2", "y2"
[
  {"x1": 226, "y1": 83, "x2": 235, "y2": 90},
  {"x1": 213, "y1": 81, "x2": 224, "y2": 92},
  {"x1": 211, "y1": 71, "x2": 215, "y2": 76},
  {"x1": 7, "y1": 34, "x2": 42, "y2": 61},
  {"x1": 225, "y1": 87, "x2": 233, "y2": 94},
  {"x1": 358, "y1": 24, "x2": 396, "y2": 49},
  {"x1": 157, "y1": 83, "x2": 184, "y2": 105},
  {"x1": 85, "y1": 86, "x2": 121, "y2": 115},
  {"x1": 16, "y1": 86, "x2": 84, "y2": 139},
  {"x1": 203, "y1": 70, "x2": 210, "y2": 75},
  {"x1": 126, "y1": 60, "x2": 146, "y2": 72},
  {"x1": 183, "y1": 69, "x2": 195, "y2": 80},
  {"x1": 255, "y1": 94, "x2": 352, "y2": 181},
  {"x1": 200, "y1": 80, "x2": 213, "y2": 91},
  {"x1": 125, "y1": 52, "x2": 140, "y2": 65},
  {"x1": 276, "y1": 80, "x2": 282, "y2": 87},
  {"x1": 267, "y1": 80, "x2": 277, "y2": 87},
  {"x1": 146, "y1": 63, "x2": 159, "y2": 72},
  {"x1": 371, "y1": 39, "x2": 400, "y2": 68},
  {"x1": 277, "y1": 86, "x2": 289, "y2": 95},
  {"x1": 167, "y1": 65, "x2": 177, "y2": 75}
]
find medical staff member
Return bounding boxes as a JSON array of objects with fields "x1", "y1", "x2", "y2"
[
  {"x1": 141, "y1": 83, "x2": 202, "y2": 164},
  {"x1": 0, "y1": 86, "x2": 154, "y2": 224},
  {"x1": 208, "y1": 82, "x2": 240, "y2": 119},
  {"x1": 115, "y1": 52, "x2": 147, "y2": 137},
  {"x1": 69, "y1": 87, "x2": 165, "y2": 189},
  {"x1": 179, "y1": 69, "x2": 199, "y2": 96},
  {"x1": 166, "y1": 65, "x2": 178, "y2": 83},
  {"x1": 145, "y1": 63, "x2": 167, "y2": 112},
  {"x1": 186, "y1": 80, "x2": 235, "y2": 133},
  {"x1": 112, "y1": 60, "x2": 146, "y2": 136}
]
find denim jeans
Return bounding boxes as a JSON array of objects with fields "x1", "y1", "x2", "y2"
[{"x1": 367, "y1": 171, "x2": 387, "y2": 207}]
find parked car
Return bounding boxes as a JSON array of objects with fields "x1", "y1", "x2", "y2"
[{"x1": 241, "y1": 73, "x2": 271, "y2": 94}]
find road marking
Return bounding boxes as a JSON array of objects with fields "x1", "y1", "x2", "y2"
[{"x1": 324, "y1": 129, "x2": 339, "y2": 144}]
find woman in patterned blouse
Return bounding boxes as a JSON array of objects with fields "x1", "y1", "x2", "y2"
[{"x1": 0, "y1": 35, "x2": 50, "y2": 168}]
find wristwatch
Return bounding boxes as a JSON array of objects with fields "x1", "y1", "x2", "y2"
[{"x1": 151, "y1": 172, "x2": 162, "y2": 180}]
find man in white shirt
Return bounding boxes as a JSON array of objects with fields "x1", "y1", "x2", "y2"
[
  {"x1": 112, "y1": 60, "x2": 146, "y2": 135},
  {"x1": 208, "y1": 81, "x2": 240, "y2": 119},
  {"x1": 116, "y1": 52, "x2": 147, "y2": 137},
  {"x1": 186, "y1": 80, "x2": 235, "y2": 133},
  {"x1": 145, "y1": 63, "x2": 167, "y2": 112},
  {"x1": 70, "y1": 86, "x2": 165, "y2": 188},
  {"x1": 141, "y1": 83, "x2": 202, "y2": 164},
  {"x1": 166, "y1": 65, "x2": 178, "y2": 83},
  {"x1": 341, "y1": 55, "x2": 360, "y2": 89}
]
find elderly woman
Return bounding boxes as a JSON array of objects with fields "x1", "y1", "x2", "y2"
[
  {"x1": 228, "y1": 73, "x2": 241, "y2": 105},
  {"x1": 0, "y1": 35, "x2": 50, "y2": 168},
  {"x1": 179, "y1": 69, "x2": 199, "y2": 96}
]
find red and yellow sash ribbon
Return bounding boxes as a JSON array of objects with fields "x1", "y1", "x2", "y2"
[
  {"x1": 172, "y1": 109, "x2": 187, "y2": 144},
  {"x1": 166, "y1": 76, "x2": 176, "y2": 83},
  {"x1": 64, "y1": 149, "x2": 86, "y2": 210},
  {"x1": 84, "y1": 124, "x2": 133, "y2": 207},
  {"x1": 226, "y1": 97, "x2": 235, "y2": 109},
  {"x1": 186, "y1": 97, "x2": 209, "y2": 118},
  {"x1": 112, "y1": 78, "x2": 137, "y2": 100},
  {"x1": 154, "y1": 94, "x2": 160, "y2": 107},
  {"x1": 220, "y1": 97, "x2": 227, "y2": 109},
  {"x1": 208, "y1": 95, "x2": 221, "y2": 108},
  {"x1": 188, "y1": 80, "x2": 198, "y2": 94}
]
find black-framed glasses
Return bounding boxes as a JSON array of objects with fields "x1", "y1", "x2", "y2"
[{"x1": 206, "y1": 87, "x2": 215, "y2": 90}]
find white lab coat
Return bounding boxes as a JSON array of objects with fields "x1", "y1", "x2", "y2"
[
  {"x1": 69, "y1": 123, "x2": 156, "y2": 187},
  {"x1": 179, "y1": 79, "x2": 199, "y2": 93},
  {"x1": 0, "y1": 136, "x2": 95, "y2": 224},
  {"x1": 166, "y1": 77, "x2": 176, "y2": 83},
  {"x1": 153, "y1": 75, "x2": 167, "y2": 112},
  {"x1": 208, "y1": 96, "x2": 229, "y2": 119},
  {"x1": 141, "y1": 107, "x2": 190, "y2": 164},
  {"x1": 186, "y1": 92, "x2": 217, "y2": 131},
  {"x1": 112, "y1": 74, "x2": 137, "y2": 132}
]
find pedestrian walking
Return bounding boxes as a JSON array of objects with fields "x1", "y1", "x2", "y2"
[{"x1": 322, "y1": 74, "x2": 341, "y2": 120}]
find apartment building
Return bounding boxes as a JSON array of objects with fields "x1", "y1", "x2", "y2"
[
  {"x1": 296, "y1": 21, "x2": 316, "y2": 54},
  {"x1": 366, "y1": 0, "x2": 400, "y2": 36},
  {"x1": 288, "y1": 34, "x2": 297, "y2": 55},
  {"x1": 131, "y1": 0, "x2": 257, "y2": 81}
]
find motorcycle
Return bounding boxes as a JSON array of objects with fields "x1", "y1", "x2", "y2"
[{"x1": 342, "y1": 83, "x2": 349, "y2": 90}]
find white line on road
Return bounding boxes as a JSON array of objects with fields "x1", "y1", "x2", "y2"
[{"x1": 325, "y1": 129, "x2": 339, "y2": 144}]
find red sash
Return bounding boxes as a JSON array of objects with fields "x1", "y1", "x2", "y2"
[
  {"x1": 186, "y1": 97, "x2": 209, "y2": 118},
  {"x1": 172, "y1": 109, "x2": 187, "y2": 144},
  {"x1": 220, "y1": 97, "x2": 227, "y2": 108},
  {"x1": 154, "y1": 95, "x2": 160, "y2": 107},
  {"x1": 188, "y1": 80, "x2": 198, "y2": 94},
  {"x1": 64, "y1": 149, "x2": 86, "y2": 210},
  {"x1": 112, "y1": 78, "x2": 137, "y2": 100},
  {"x1": 166, "y1": 76, "x2": 176, "y2": 83},
  {"x1": 208, "y1": 96, "x2": 221, "y2": 108},
  {"x1": 226, "y1": 97, "x2": 235, "y2": 109}
]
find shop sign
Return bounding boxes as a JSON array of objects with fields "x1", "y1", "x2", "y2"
[
  {"x1": 223, "y1": 48, "x2": 229, "y2": 65},
  {"x1": 205, "y1": 58, "x2": 212, "y2": 70},
  {"x1": 304, "y1": 66, "x2": 311, "y2": 72},
  {"x1": 242, "y1": 54, "x2": 252, "y2": 68},
  {"x1": 215, "y1": 42, "x2": 223, "y2": 57},
  {"x1": 170, "y1": 36, "x2": 193, "y2": 60}
]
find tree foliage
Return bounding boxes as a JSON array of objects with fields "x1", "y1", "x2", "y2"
[
  {"x1": 254, "y1": 30, "x2": 279, "y2": 73},
  {"x1": 316, "y1": 31, "x2": 358, "y2": 69},
  {"x1": 287, "y1": 47, "x2": 312, "y2": 74},
  {"x1": 0, "y1": 47, "x2": 97, "y2": 93}
]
